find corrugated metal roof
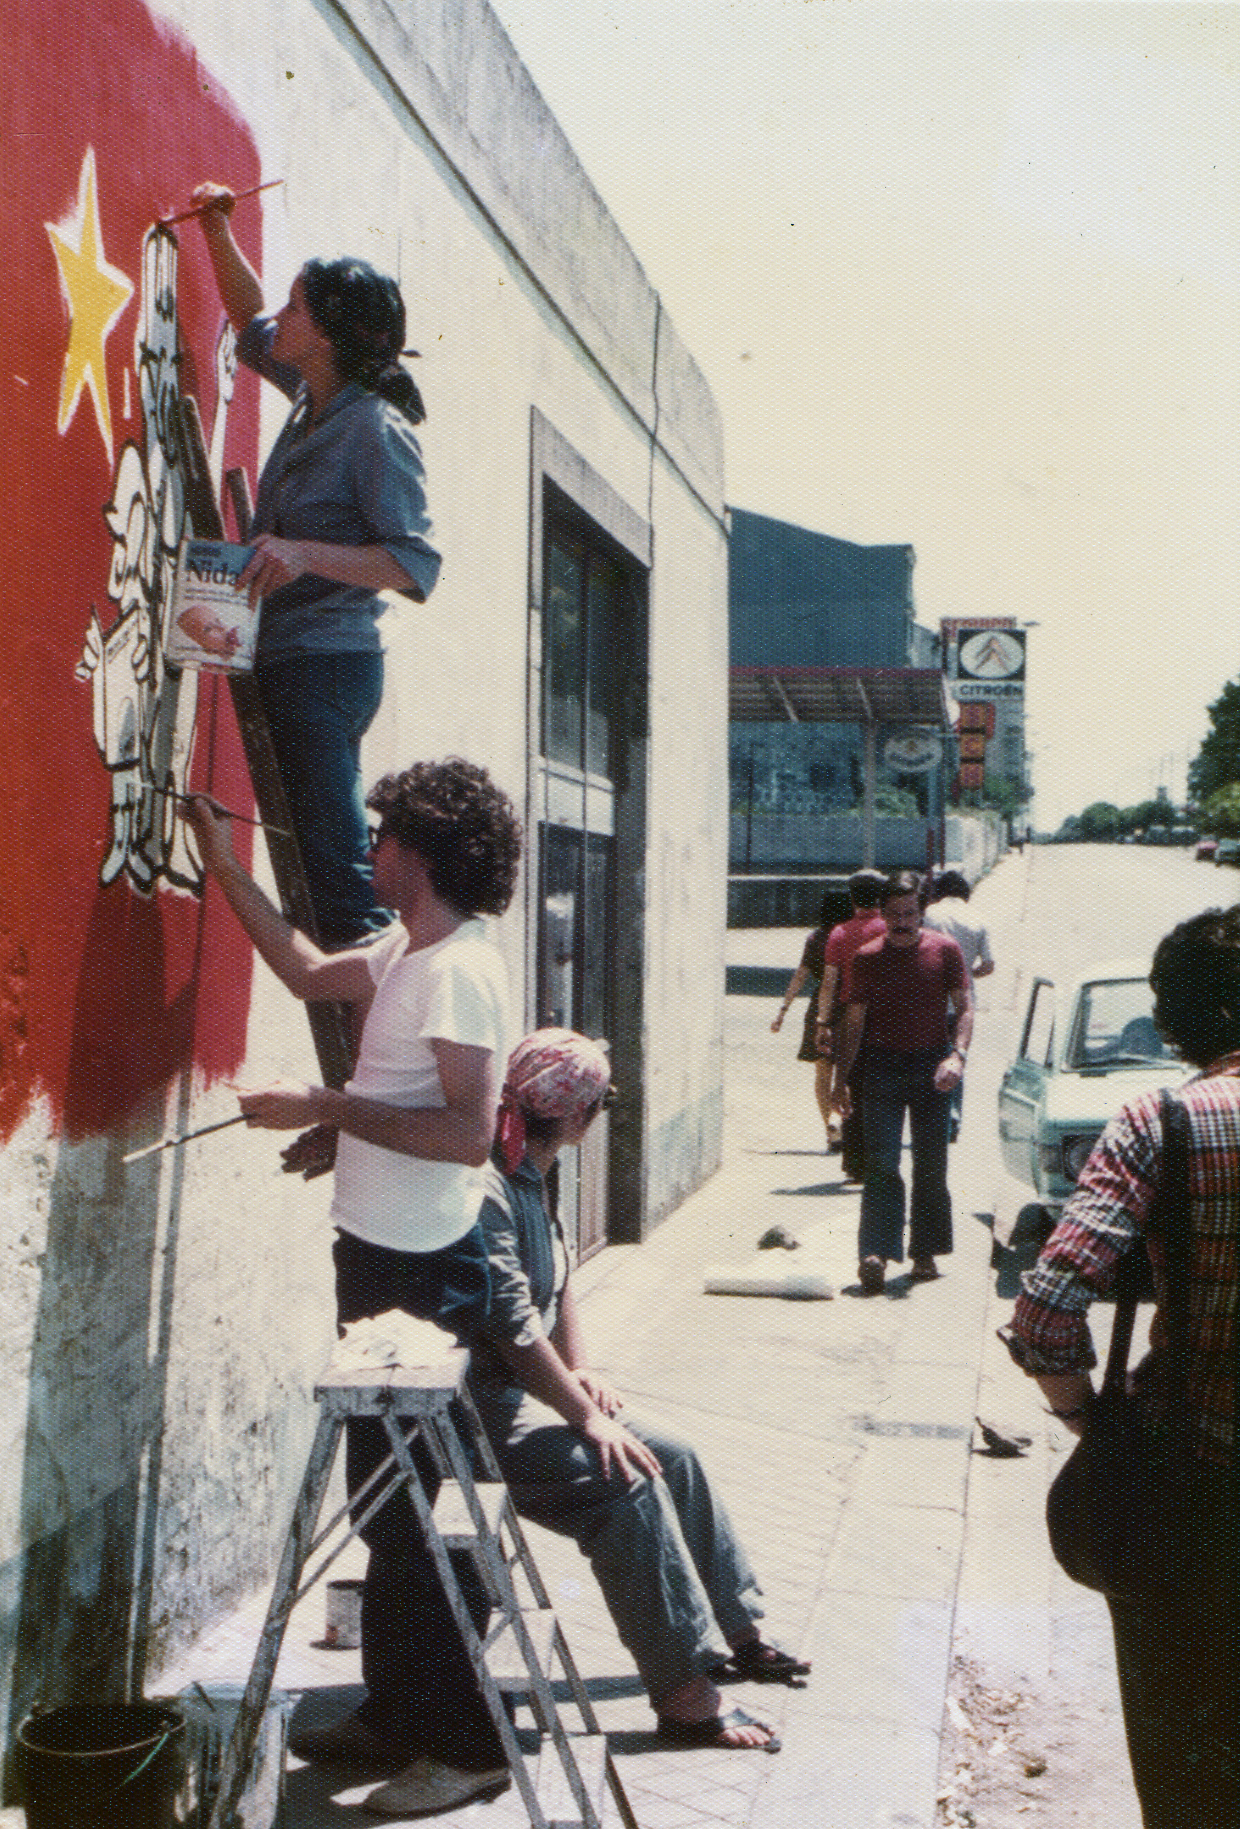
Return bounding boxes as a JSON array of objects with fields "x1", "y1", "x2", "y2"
[{"x1": 729, "y1": 666, "x2": 950, "y2": 726}]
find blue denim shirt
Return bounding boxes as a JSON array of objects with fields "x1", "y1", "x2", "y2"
[
  {"x1": 237, "y1": 315, "x2": 441, "y2": 658},
  {"x1": 467, "y1": 1157, "x2": 569, "y2": 1392}
]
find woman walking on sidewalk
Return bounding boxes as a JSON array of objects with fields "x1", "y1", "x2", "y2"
[{"x1": 771, "y1": 890, "x2": 845, "y2": 1152}]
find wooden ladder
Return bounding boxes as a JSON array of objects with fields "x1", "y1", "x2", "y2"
[
  {"x1": 175, "y1": 395, "x2": 351, "y2": 1090},
  {"x1": 202, "y1": 1325, "x2": 638, "y2": 1829}
]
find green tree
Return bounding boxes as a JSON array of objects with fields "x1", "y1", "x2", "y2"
[
  {"x1": 981, "y1": 775, "x2": 1024, "y2": 817},
  {"x1": 1189, "y1": 678, "x2": 1240, "y2": 804},
  {"x1": 1079, "y1": 801, "x2": 1121, "y2": 841},
  {"x1": 1203, "y1": 783, "x2": 1240, "y2": 838},
  {"x1": 1118, "y1": 799, "x2": 1166, "y2": 836}
]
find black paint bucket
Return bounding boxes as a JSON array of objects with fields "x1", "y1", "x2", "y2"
[{"x1": 18, "y1": 1703, "x2": 187, "y2": 1829}]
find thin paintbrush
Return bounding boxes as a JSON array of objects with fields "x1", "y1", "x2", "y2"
[
  {"x1": 123, "y1": 1113, "x2": 248, "y2": 1165},
  {"x1": 169, "y1": 791, "x2": 291, "y2": 838},
  {"x1": 160, "y1": 178, "x2": 284, "y2": 226}
]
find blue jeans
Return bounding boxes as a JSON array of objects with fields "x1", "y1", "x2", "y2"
[
  {"x1": 333, "y1": 1226, "x2": 505, "y2": 1768},
  {"x1": 255, "y1": 651, "x2": 391, "y2": 946},
  {"x1": 469, "y1": 1389, "x2": 764, "y2": 1705},
  {"x1": 859, "y1": 1049, "x2": 953, "y2": 1263}
]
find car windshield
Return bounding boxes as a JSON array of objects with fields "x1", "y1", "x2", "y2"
[{"x1": 1065, "y1": 979, "x2": 1172, "y2": 1069}]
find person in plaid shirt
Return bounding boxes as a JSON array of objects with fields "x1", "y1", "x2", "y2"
[{"x1": 1002, "y1": 906, "x2": 1240, "y2": 1828}]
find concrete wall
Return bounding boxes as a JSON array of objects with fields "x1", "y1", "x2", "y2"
[
  {"x1": 729, "y1": 812, "x2": 943, "y2": 875},
  {"x1": 944, "y1": 810, "x2": 1006, "y2": 881},
  {"x1": 0, "y1": 0, "x2": 726, "y2": 1747},
  {"x1": 726, "y1": 811, "x2": 1005, "y2": 926}
]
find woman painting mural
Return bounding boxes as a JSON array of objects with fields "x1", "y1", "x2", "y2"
[{"x1": 191, "y1": 182, "x2": 440, "y2": 946}]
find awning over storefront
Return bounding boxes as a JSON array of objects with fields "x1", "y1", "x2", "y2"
[
  {"x1": 729, "y1": 664, "x2": 950, "y2": 728},
  {"x1": 729, "y1": 665, "x2": 951, "y2": 866}
]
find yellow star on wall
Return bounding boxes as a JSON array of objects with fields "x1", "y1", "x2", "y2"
[{"x1": 46, "y1": 146, "x2": 134, "y2": 465}]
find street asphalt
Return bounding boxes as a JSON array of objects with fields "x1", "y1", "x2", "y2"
[{"x1": 141, "y1": 847, "x2": 1148, "y2": 1829}]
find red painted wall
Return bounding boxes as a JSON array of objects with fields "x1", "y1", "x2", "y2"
[{"x1": 0, "y1": 2, "x2": 265, "y2": 1140}]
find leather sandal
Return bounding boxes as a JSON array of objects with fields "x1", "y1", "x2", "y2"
[
  {"x1": 655, "y1": 1706, "x2": 780, "y2": 1752},
  {"x1": 712, "y1": 1639, "x2": 810, "y2": 1686}
]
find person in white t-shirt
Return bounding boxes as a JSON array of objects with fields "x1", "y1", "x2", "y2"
[
  {"x1": 187, "y1": 757, "x2": 521, "y2": 1812},
  {"x1": 922, "y1": 869, "x2": 993, "y2": 1142}
]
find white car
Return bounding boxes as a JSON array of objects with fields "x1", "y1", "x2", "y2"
[{"x1": 995, "y1": 960, "x2": 1189, "y2": 1245}]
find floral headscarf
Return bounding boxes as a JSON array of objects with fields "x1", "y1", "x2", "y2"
[{"x1": 496, "y1": 1028, "x2": 611, "y2": 1172}]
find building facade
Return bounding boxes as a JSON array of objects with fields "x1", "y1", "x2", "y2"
[
  {"x1": 0, "y1": 0, "x2": 727, "y2": 1739},
  {"x1": 727, "y1": 508, "x2": 947, "y2": 876}
]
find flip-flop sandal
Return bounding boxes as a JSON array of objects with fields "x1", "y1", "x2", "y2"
[
  {"x1": 655, "y1": 1707, "x2": 781, "y2": 1753},
  {"x1": 712, "y1": 1640, "x2": 810, "y2": 1686}
]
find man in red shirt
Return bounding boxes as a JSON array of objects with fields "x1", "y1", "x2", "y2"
[
  {"x1": 814, "y1": 870, "x2": 887, "y2": 1181},
  {"x1": 830, "y1": 872, "x2": 971, "y2": 1293}
]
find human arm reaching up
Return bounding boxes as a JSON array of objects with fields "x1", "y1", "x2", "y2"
[
  {"x1": 191, "y1": 183, "x2": 264, "y2": 331},
  {"x1": 184, "y1": 797, "x2": 376, "y2": 1007}
]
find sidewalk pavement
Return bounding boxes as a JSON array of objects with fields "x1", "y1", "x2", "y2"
[{"x1": 144, "y1": 856, "x2": 1133, "y2": 1828}]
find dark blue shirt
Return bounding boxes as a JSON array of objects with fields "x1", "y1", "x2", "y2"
[
  {"x1": 237, "y1": 314, "x2": 441, "y2": 658},
  {"x1": 468, "y1": 1157, "x2": 569, "y2": 1392}
]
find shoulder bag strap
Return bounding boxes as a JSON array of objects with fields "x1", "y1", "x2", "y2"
[
  {"x1": 1101, "y1": 1088, "x2": 1190, "y2": 1397},
  {"x1": 1156, "y1": 1091, "x2": 1192, "y2": 1363}
]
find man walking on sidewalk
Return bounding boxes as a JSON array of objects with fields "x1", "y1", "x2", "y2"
[
  {"x1": 830, "y1": 871, "x2": 971, "y2": 1293},
  {"x1": 814, "y1": 869, "x2": 887, "y2": 1181},
  {"x1": 923, "y1": 869, "x2": 994, "y2": 1143}
]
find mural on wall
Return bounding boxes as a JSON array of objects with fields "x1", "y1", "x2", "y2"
[
  {"x1": 0, "y1": 3, "x2": 265, "y2": 1140},
  {"x1": 72, "y1": 215, "x2": 240, "y2": 897}
]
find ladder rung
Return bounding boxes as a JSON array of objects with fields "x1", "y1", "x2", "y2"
[
  {"x1": 487, "y1": 1607, "x2": 557, "y2": 1689},
  {"x1": 433, "y1": 1477, "x2": 507, "y2": 1545},
  {"x1": 535, "y1": 1732, "x2": 608, "y2": 1829}
]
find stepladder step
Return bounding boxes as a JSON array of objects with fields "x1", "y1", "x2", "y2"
[
  {"x1": 535, "y1": 1731, "x2": 609, "y2": 1829},
  {"x1": 433, "y1": 1476, "x2": 508, "y2": 1546},
  {"x1": 486, "y1": 1607, "x2": 557, "y2": 1690}
]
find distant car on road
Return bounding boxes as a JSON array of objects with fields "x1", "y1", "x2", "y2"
[
  {"x1": 1216, "y1": 838, "x2": 1240, "y2": 868},
  {"x1": 996, "y1": 961, "x2": 1188, "y2": 1244},
  {"x1": 1196, "y1": 837, "x2": 1218, "y2": 861}
]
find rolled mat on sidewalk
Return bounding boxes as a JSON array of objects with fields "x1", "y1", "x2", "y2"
[{"x1": 703, "y1": 1266, "x2": 833, "y2": 1298}]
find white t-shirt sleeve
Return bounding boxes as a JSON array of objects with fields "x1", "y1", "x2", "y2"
[{"x1": 423, "y1": 943, "x2": 507, "y2": 1055}]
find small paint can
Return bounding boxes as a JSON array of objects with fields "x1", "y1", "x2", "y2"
[{"x1": 323, "y1": 1578, "x2": 365, "y2": 1648}]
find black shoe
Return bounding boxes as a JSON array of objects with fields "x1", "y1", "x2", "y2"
[{"x1": 289, "y1": 1710, "x2": 411, "y2": 1768}]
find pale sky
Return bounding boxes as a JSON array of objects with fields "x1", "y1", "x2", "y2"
[{"x1": 489, "y1": 0, "x2": 1240, "y2": 830}]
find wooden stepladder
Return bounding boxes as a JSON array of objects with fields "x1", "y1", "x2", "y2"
[
  {"x1": 175, "y1": 394, "x2": 351, "y2": 1090},
  {"x1": 203, "y1": 1326, "x2": 638, "y2": 1829}
]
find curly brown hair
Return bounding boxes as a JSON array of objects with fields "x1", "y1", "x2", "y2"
[{"x1": 366, "y1": 759, "x2": 522, "y2": 916}]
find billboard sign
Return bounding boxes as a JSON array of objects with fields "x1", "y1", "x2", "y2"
[
  {"x1": 957, "y1": 628, "x2": 1026, "y2": 683},
  {"x1": 953, "y1": 680, "x2": 1025, "y2": 702}
]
